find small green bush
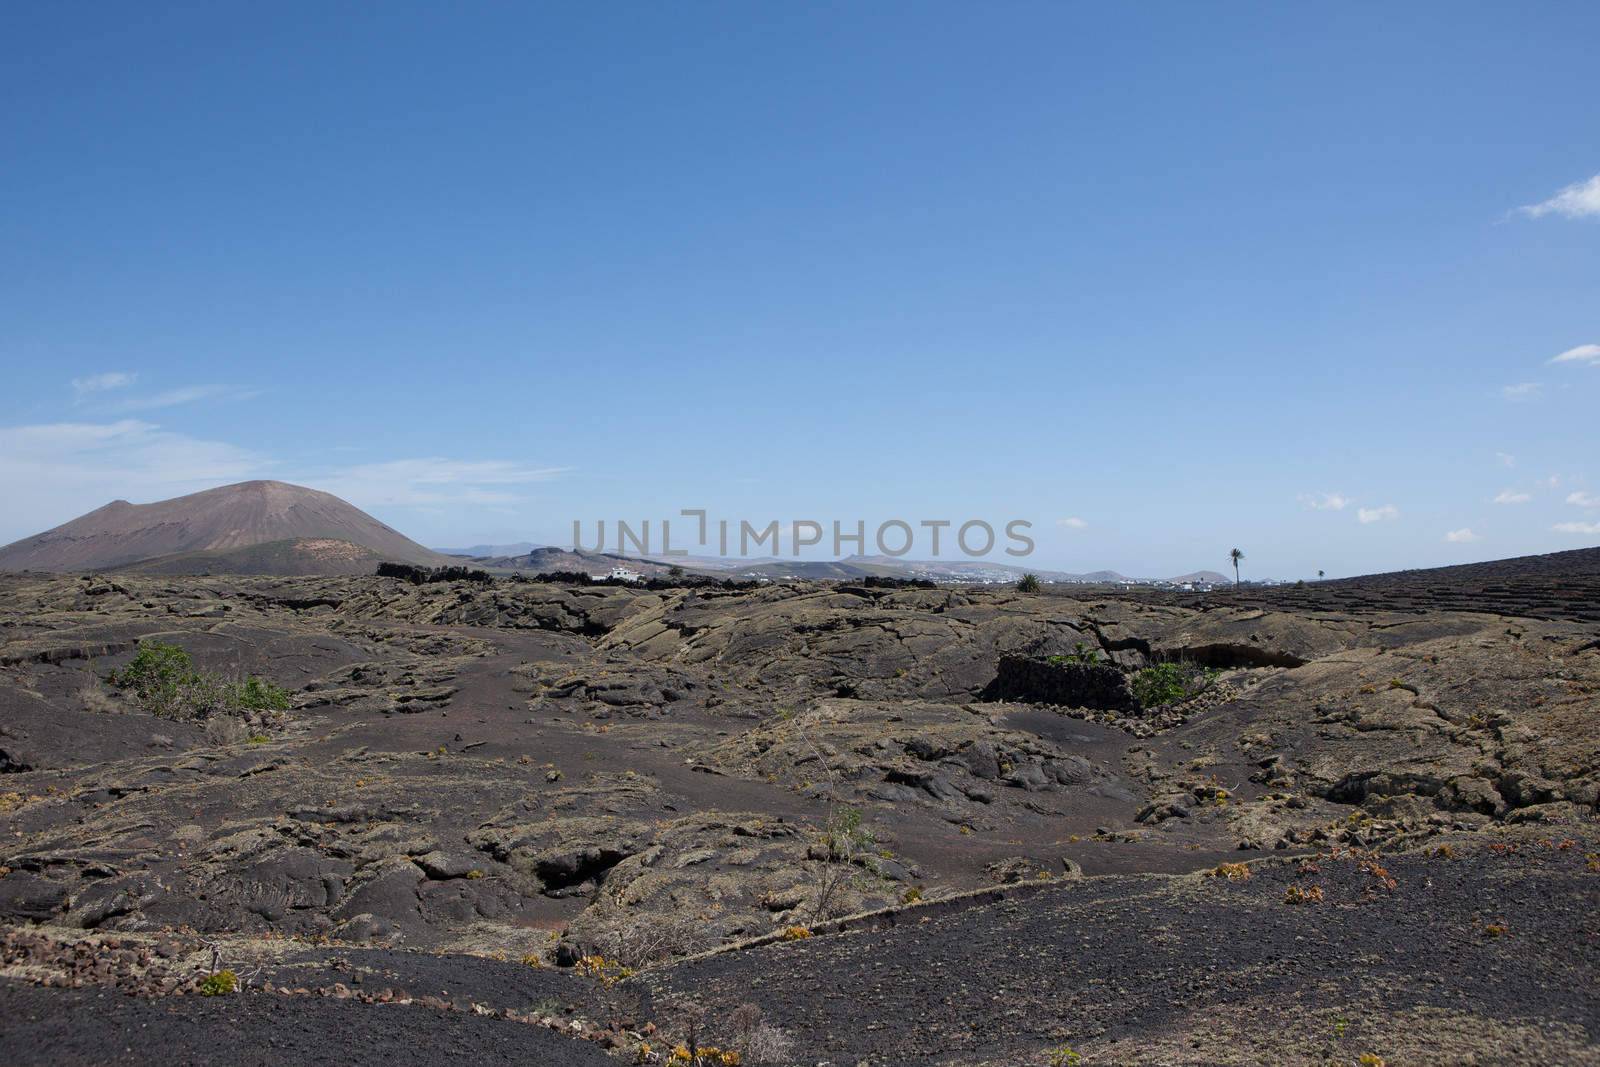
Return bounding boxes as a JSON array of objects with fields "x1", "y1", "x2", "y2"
[
  {"x1": 821, "y1": 806, "x2": 873, "y2": 861},
  {"x1": 1047, "y1": 642, "x2": 1102, "y2": 666},
  {"x1": 110, "y1": 641, "x2": 205, "y2": 719},
  {"x1": 1131, "y1": 661, "x2": 1218, "y2": 708},
  {"x1": 226, "y1": 675, "x2": 292, "y2": 712},
  {"x1": 1015, "y1": 573, "x2": 1041, "y2": 593},
  {"x1": 198, "y1": 969, "x2": 237, "y2": 996},
  {"x1": 110, "y1": 641, "x2": 292, "y2": 722}
]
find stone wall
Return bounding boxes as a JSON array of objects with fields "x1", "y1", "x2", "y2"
[{"x1": 980, "y1": 654, "x2": 1137, "y2": 711}]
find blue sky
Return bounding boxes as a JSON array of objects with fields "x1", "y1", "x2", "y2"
[{"x1": 2, "y1": 2, "x2": 1596, "y2": 578}]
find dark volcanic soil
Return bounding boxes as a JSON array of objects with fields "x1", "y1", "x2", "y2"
[
  {"x1": 0, "y1": 980, "x2": 616, "y2": 1066},
  {"x1": 1123, "y1": 545, "x2": 1600, "y2": 623},
  {"x1": 644, "y1": 835, "x2": 1600, "y2": 1065},
  {"x1": 1, "y1": 556, "x2": 1597, "y2": 1064}
]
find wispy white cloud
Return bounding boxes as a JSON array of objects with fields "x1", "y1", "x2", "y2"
[
  {"x1": 1538, "y1": 474, "x2": 1562, "y2": 490},
  {"x1": 307, "y1": 458, "x2": 571, "y2": 509},
  {"x1": 67, "y1": 373, "x2": 260, "y2": 412},
  {"x1": 1549, "y1": 343, "x2": 1600, "y2": 366},
  {"x1": 71, "y1": 372, "x2": 136, "y2": 399},
  {"x1": 1495, "y1": 452, "x2": 1516, "y2": 469},
  {"x1": 1554, "y1": 521, "x2": 1600, "y2": 535},
  {"x1": 110, "y1": 384, "x2": 262, "y2": 412},
  {"x1": 1056, "y1": 517, "x2": 1088, "y2": 529},
  {"x1": 1492, "y1": 489, "x2": 1531, "y2": 504},
  {"x1": 1567, "y1": 490, "x2": 1600, "y2": 509},
  {"x1": 1357, "y1": 505, "x2": 1398, "y2": 524},
  {"x1": 1298, "y1": 491, "x2": 1350, "y2": 512},
  {"x1": 1499, "y1": 382, "x2": 1541, "y2": 401},
  {"x1": 1444, "y1": 528, "x2": 1480, "y2": 543},
  {"x1": 1518, "y1": 174, "x2": 1600, "y2": 220}
]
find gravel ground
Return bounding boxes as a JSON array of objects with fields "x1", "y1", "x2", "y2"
[
  {"x1": 641, "y1": 833, "x2": 1600, "y2": 1064},
  {"x1": 0, "y1": 980, "x2": 617, "y2": 1066}
]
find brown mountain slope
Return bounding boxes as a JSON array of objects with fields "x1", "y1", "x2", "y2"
[
  {"x1": 0, "y1": 481, "x2": 448, "y2": 573},
  {"x1": 119, "y1": 537, "x2": 389, "y2": 577}
]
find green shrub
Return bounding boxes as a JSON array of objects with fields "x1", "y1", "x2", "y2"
[
  {"x1": 1015, "y1": 573, "x2": 1041, "y2": 593},
  {"x1": 110, "y1": 642, "x2": 208, "y2": 719},
  {"x1": 1131, "y1": 661, "x2": 1218, "y2": 708},
  {"x1": 1047, "y1": 642, "x2": 1102, "y2": 666},
  {"x1": 226, "y1": 675, "x2": 292, "y2": 712},
  {"x1": 110, "y1": 641, "x2": 292, "y2": 722},
  {"x1": 821, "y1": 806, "x2": 873, "y2": 861},
  {"x1": 198, "y1": 969, "x2": 237, "y2": 996}
]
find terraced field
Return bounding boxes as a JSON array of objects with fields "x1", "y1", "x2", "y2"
[{"x1": 1126, "y1": 547, "x2": 1600, "y2": 623}]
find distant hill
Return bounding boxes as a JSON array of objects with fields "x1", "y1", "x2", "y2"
[
  {"x1": 726, "y1": 559, "x2": 884, "y2": 580},
  {"x1": 1168, "y1": 570, "x2": 1231, "y2": 584},
  {"x1": 481, "y1": 545, "x2": 689, "y2": 577},
  {"x1": 837, "y1": 556, "x2": 1133, "y2": 583},
  {"x1": 0, "y1": 481, "x2": 449, "y2": 574},
  {"x1": 1072, "y1": 569, "x2": 1134, "y2": 583},
  {"x1": 434, "y1": 541, "x2": 542, "y2": 558}
]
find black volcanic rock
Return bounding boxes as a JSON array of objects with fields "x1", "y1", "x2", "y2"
[
  {"x1": 0, "y1": 547, "x2": 1597, "y2": 1065},
  {"x1": 981, "y1": 654, "x2": 1138, "y2": 711}
]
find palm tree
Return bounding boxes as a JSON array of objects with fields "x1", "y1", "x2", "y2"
[
  {"x1": 1229, "y1": 548, "x2": 1244, "y2": 586},
  {"x1": 1317, "y1": 569, "x2": 1325, "y2": 580}
]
